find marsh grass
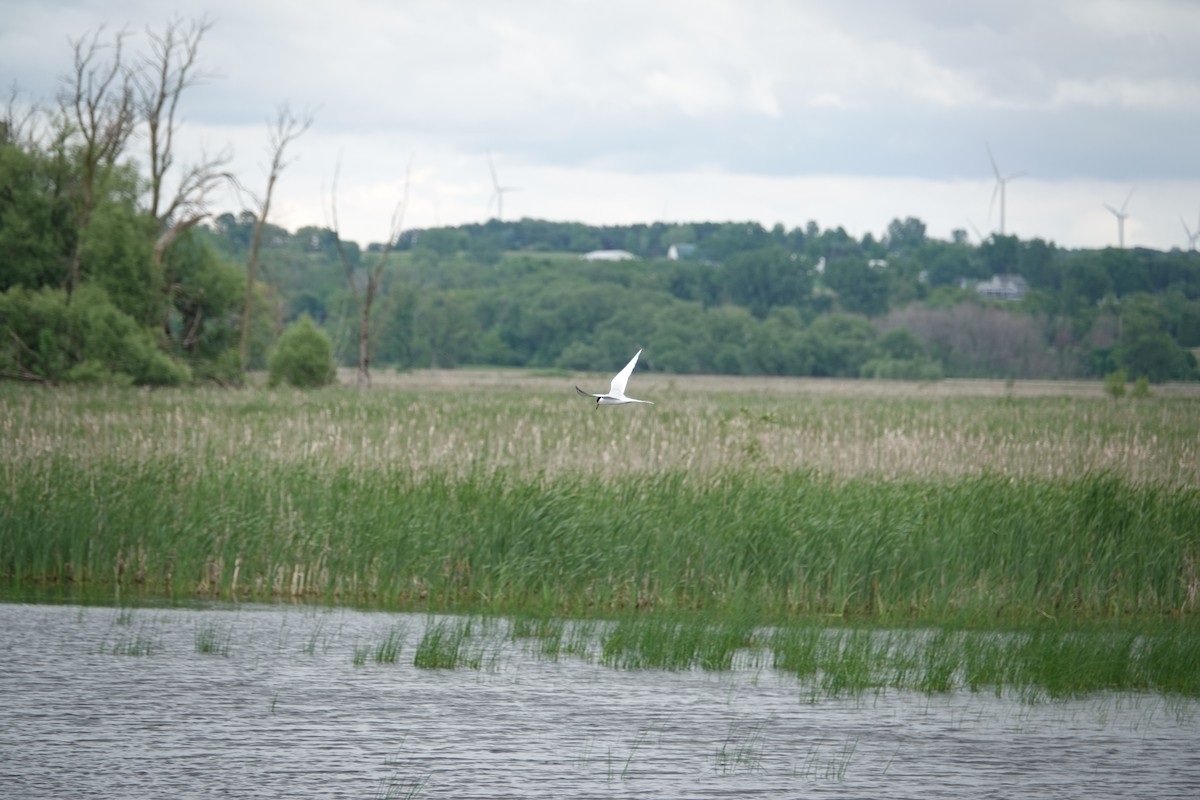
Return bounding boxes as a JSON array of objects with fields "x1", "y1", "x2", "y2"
[
  {"x1": 607, "y1": 726, "x2": 660, "y2": 781},
  {"x1": 373, "y1": 625, "x2": 405, "y2": 664},
  {"x1": 510, "y1": 614, "x2": 566, "y2": 660},
  {"x1": 303, "y1": 618, "x2": 333, "y2": 655},
  {"x1": 764, "y1": 623, "x2": 1200, "y2": 699},
  {"x1": 375, "y1": 773, "x2": 428, "y2": 800},
  {"x1": 194, "y1": 620, "x2": 232, "y2": 656},
  {"x1": 3, "y1": 378, "x2": 1199, "y2": 694},
  {"x1": 714, "y1": 720, "x2": 767, "y2": 775},
  {"x1": 7, "y1": 459, "x2": 1196, "y2": 627},
  {"x1": 413, "y1": 617, "x2": 496, "y2": 670},
  {"x1": 108, "y1": 623, "x2": 161, "y2": 656},
  {"x1": 599, "y1": 614, "x2": 759, "y2": 671},
  {"x1": 795, "y1": 736, "x2": 858, "y2": 781},
  {"x1": 352, "y1": 643, "x2": 370, "y2": 666}
]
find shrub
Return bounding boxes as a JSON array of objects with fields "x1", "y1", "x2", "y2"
[
  {"x1": 1104, "y1": 369, "x2": 1127, "y2": 400},
  {"x1": 268, "y1": 314, "x2": 336, "y2": 388},
  {"x1": 0, "y1": 284, "x2": 189, "y2": 385}
]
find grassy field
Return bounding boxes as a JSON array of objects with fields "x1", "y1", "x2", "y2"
[{"x1": 2, "y1": 370, "x2": 1200, "y2": 692}]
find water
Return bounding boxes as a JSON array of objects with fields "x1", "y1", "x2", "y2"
[{"x1": 1, "y1": 602, "x2": 1197, "y2": 799}]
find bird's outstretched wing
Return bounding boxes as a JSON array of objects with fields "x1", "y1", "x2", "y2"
[
  {"x1": 608, "y1": 349, "x2": 642, "y2": 397},
  {"x1": 576, "y1": 386, "x2": 599, "y2": 398}
]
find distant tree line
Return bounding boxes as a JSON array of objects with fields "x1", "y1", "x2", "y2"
[{"x1": 170, "y1": 213, "x2": 1197, "y2": 383}]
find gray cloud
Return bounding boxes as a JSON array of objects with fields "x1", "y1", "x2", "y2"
[{"x1": 4, "y1": 0, "x2": 1198, "y2": 248}]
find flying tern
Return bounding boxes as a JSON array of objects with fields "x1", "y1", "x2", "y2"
[{"x1": 576, "y1": 349, "x2": 654, "y2": 408}]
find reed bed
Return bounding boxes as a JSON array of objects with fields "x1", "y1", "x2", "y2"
[
  {"x1": 2, "y1": 376, "x2": 1199, "y2": 676},
  {"x1": 3, "y1": 453, "x2": 1197, "y2": 623},
  {"x1": 3, "y1": 375, "x2": 1198, "y2": 486}
]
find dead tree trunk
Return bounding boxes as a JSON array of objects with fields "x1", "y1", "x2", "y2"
[
  {"x1": 238, "y1": 104, "x2": 311, "y2": 372},
  {"x1": 135, "y1": 16, "x2": 234, "y2": 270},
  {"x1": 330, "y1": 158, "x2": 411, "y2": 389},
  {"x1": 60, "y1": 26, "x2": 136, "y2": 296}
]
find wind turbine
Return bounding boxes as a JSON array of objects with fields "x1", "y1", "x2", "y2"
[
  {"x1": 486, "y1": 153, "x2": 519, "y2": 221},
  {"x1": 1181, "y1": 208, "x2": 1200, "y2": 251},
  {"x1": 986, "y1": 142, "x2": 1025, "y2": 236},
  {"x1": 1104, "y1": 188, "x2": 1134, "y2": 248}
]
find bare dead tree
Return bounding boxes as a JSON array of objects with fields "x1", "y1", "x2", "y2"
[
  {"x1": 329, "y1": 157, "x2": 412, "y2": 388},
  {"x1": 133, "y1": 15, "x2": 235, "y2": 268},
  {"x1": 3, "y1": 82, "x2": 44, "y2": 147},
  {"x1": 59, "y1": 25, "x2": 137, "y2": 294},
  {"x1": 238, "y1": 103, "x2": 313, "y2": 371}
]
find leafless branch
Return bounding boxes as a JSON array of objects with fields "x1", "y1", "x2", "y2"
[
  {"x1": 3, "y1": 83, "x2": 45, "y2": 147},
  {"x1": 238, "y1": 102, "x2": 314, "y2": 370},
  {"x1": 330, "y1": 155, "x2": 412, "y2": 388},
  {"x1": 134, "y1": 15, "x2": 216, "y2": 223},
  {"x1": 59, "y1": 25, "x2": 137, "y2": 293}
]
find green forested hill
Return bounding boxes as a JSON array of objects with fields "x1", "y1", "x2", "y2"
[{"x1": 192, "y1": 213, "x2": 1200, "y2": 382}]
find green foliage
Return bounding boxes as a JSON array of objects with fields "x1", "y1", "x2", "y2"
[
  {"x1": 878, "y1": 326, "x2": 925, "y2": 360},
  {"x1": 803, "y1": 314, "x2": 879, "y2": 377},
  {"x1": 1118, "y1": 332, "x2": 1193, "y2": 382},
  {"x1": 0, "y1": 141, "x2": 75, "y2": 290},
  {"x1": 1104, "y1": 369, "x2": 1127, "y2": 400},
  {"x1": 161, "y1": 231, "x2": 245, "y2": 381},
  {"x1": 267, "y1": 313, "x2": 336, "y2": 388},
  {"x1": 0, "y1": 284, "x2": 189, "y2": 385},
  {"x1": 78, "y1": 166, "x2": 160, "y2": 326}
]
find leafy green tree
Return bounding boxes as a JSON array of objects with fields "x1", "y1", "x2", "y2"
[
  {"x1": 802, "y1": 314, "x2": 879, "y2": 377},
  {"x1": 885, "y1": 217, "x2": 926, "y2": 254},
  {"x1": 1104, "y1": 369, "x2": 1127, "y2": 399},
  {"x1": 724, "y1": 246, "x2": 813, "y2": 318},
  {"x1": 77, "y1": 166, "x2": 159, "y2": 326},
  {"x1": 0, "y1": 284, "x2": 189, "y2": 385},
  {"x1": 370, "y1": 281, "x2": 419, "y2": 367},
  {"x1": 879, "y1": 326, "x2": 925, "y2": 360},
  {"x1": 413, "y1": 291, "x2": 479, "y2": 368},
  {"x1": 746, "y1": 306, "x2": 809, "y2": 375},
  {"x1": 1117, "y1": 332, "x2": 1192, "y2": 382},
  {"x1": 268, "y1": 313, "x2": 335, "y2": 388},
  {"x1": 162, "y1": 229, "x2": 244, "y2": 381},
  {"x1": 1017, "y1": 238, "x2": 1057, "y2": 289},
  {"x1": 0, "y1": 139, "x2": 74, "y2": 291},
  {"x1": 980, "y1": 234, "x2": 1019, "y2": 276},
  {"x1": 923, "y1": 242, "x2": 980, "y2": 288},
  {"x1": 823, "y1": 257, "x2": 888, "y2": 316}
]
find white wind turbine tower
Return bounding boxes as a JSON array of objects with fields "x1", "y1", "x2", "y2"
[
  {"x1": 1104, "y1": 188, "x2": 1134, "y2": 248},
  {"x1": 986, "y1": 142, "x2": 1025, "y2": 236},
  {"x1": 486, "y1": 153, "x2": 519, "y2": 221}
]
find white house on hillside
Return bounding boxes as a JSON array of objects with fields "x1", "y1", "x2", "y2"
[
  {"x1": 975, "y1": 274, "x2": 1028, "y2": 301},
  {"x1": 667, "y1": 243, "x2": 698, "y2": 260},
  {"x1": 582, "y1": 249, "x2": 635, "y2": 261}
]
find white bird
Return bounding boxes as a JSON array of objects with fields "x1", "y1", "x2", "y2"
[{"x1": 576, "y1": 349, "x2": 654, "y2": 408}]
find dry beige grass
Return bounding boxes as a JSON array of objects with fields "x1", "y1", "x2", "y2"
[{"x1": 3, "y1": 372, "x2": 1198, "y2": 487}]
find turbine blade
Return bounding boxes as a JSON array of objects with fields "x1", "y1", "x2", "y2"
[
  {"x1": 1121, "y1": 187, "x2": 1135, "y2": 213},
  {"x1": 487, "y1": 153, "x2": 500, "y2": 189},
  {"x1": 985, "y1": 141, "x2": 1001, "y2": 179}
]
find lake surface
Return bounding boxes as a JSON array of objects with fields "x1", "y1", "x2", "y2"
[{"x1": 1, "y1": 602, "x2": 1197, "y2": 799}]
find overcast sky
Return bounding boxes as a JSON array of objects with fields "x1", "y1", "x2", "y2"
[{"x1": 5, "y1": 0, "x2": 1200, "y2": 251}]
